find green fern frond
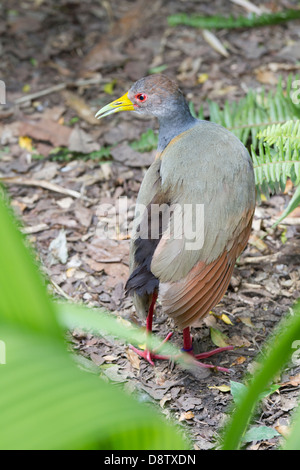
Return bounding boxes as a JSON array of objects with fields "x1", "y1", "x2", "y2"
[
  {"x1": 130, "y1": 129, "x2": 158, "y2": 152},
  {"x1": 199, "y1": 74, "x2": 300, "y2": 217},
  {"x1": 257, "y1": 120, "x2": 300, "y2": 150},
  {"x1": 167, "y1": 10, "x2": 300, "y2": 30},
  {"x1": 251, "y1": 120, "x2": 300, "y2": 201},
  {"x1": 203, "y1": 75, "x2": 300, "y2": 147}
]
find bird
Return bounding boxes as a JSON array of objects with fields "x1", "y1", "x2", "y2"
[{"x1": 95, "y1": 74, "x2": 256, "y2": 372}]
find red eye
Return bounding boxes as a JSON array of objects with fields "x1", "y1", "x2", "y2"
[{"x1": 135, "y1": 93, "x2": 147, "y2": 102}]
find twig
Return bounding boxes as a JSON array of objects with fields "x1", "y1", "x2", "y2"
[
  {"x1": 230, "y1": 0, "x2": 265, "y2": 15},
  {"x1": 237, "y1": 252, "x2": 280, "y2": 265},
  {"x1": 0, "y1": 176, "x2": 82, "y2": 199},
  {"x1": 14, "y1": 83, "x2": 66, "y2": 105},
  {"x1": 96, "y1": 258, "x2": 122, "y2": 263},
  {"x1": 50, "y1": 279, "x2": 73, "y2": 301},
  {"x1": 14, "y1": 77, "x2": 104, "y2": 105},
  {"x1": 277, "y1": 217, "x2": 300, "y2": 226},
  {"x1": 21, "y1": 223, "x2": 49, "y2": 234}
]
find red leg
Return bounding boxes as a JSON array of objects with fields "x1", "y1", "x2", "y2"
[
  {"x1": 182, "y1": 327, "x2": 193, "y2": 352},
  {"x1": 129, "y1": 291, "x2": 173, "y2": 365},
  {"x1": 182, "y1": 326, "x2": 233, "y2": 372},
  {"x1": 145, "y1": 291, "x2": 156, "y2": 333},
  {"x1": 130, "y1": 302, "x2": 232, "y2": 372}
]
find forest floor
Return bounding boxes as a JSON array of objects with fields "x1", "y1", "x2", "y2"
[{"x1": 1, "y1": 0, "x2": 300, "y2": 449}]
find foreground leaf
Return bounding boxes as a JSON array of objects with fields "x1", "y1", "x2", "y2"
[
  {"x1": 221, "y1": 302, "x2": 300, "y2": 449},
  {"x1": 272, "y1": 185, "x2": 300, "y2": 227},
  {"x1": 243, "y1": 426, "x2": 279, "y2": 443},
  {"x1": 0, "y1": 193, "x2": 188, "y2": 450}
]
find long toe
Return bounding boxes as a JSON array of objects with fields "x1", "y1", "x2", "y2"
[
  {"x1": 129, "y1": 331, "x2": 174, "y2": 365},
  {"x1": 194, "y1": 345, "x2": 234, "y2": 360},
  {"x1": 129, "y1": 345, "x2": 155, "y2": 366},
  {"x1": 129, "y1": 345, "x2": 172, "y2": 365}
]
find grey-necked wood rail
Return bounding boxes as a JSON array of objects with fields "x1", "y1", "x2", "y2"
[{"x1": 96, "y1": 74, "x2": 255, "y2": 372}]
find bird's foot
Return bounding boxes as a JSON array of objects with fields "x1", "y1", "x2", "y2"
[
  {"x1": 129, "y1": 332, "x2": 173, "y2": 366},
  {"x1": 130, "y1": 336, "x2": 233, "y2": 372},
  {"x1": 129, "y1": 346, "x2": 171, "y2": 366},
  {"x1": 189, "y1": 346, "x2": 234, "y2": 373}
]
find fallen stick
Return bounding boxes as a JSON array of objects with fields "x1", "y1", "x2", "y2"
[
  {"x1": 14, "y1": 76, "x2": 104, "y2": 105},
  {"x1": 22, "y1": 223, "x2": 49, "y2": 234},
  {"x1": 0, "y1": 176, "x2": 82, "y2": 199},
  {"x1": 237, "y1": 252, "x2": 280, "y2": 265}
]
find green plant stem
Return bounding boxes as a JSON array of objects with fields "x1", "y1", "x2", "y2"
[{"x1": 221, "y1": 303, "x2": 300, "y2": 449}]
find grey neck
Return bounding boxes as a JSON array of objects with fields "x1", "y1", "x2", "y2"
[{"x1": 157, "y1": 101, "x2": 198, "y2": 152}]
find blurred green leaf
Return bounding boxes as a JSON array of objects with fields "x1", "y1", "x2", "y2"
[
  {"x1": 0, "y1": 192, "x2": 188, "y2": 450},
  {"x1": 272, "y1": 185, "x2": 300, "y2": 228},
  {"x1": 230, "y1": 381, "x2": 248, "y2": 406},
  {"x1": 130, "y1": 129, "x2": 158, "y2": 153},
  {"x1": 210, "y1": 327, "x2": 230, "y2": 348},
  {"x1": 148, "y1": 65, "x2": 168, "y2": 74},
  {"x1": 104, "y1": 80, "x2": 117, "y2": 95},
  {"x1": 243, "y1": 426, "x2": 279, "y2": 443},
  {"x1": 221, "y1": 302, "x2": 300, "y2": 450}
]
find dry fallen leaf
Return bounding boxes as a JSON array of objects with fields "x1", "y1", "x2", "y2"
[
  {"x1": 280, "y1": 373, "x2": 300, "y2": 388},
  {"x1": 231, "y1": 356, "x2": 246, "y2": 366},
  {"x1": 284, "y1": 179, "x2": 294, "y2": 194},
  {"x1": 11, "y1": 199, "x2": 27, "y2": 213},
  {"x1": 48, "y1": 230, "x2": 68, "y2": 265},
  {"x1": 211, "y1": 312, "x2": 233, "y2": 325},
  {"x1": 19, "y1": 136, "x2": 33, "y2": 152},
  {"x1": 249, "y1": 233, "x2": 268, "y2": 252},
  {"x1": 197, "y1": 73, "x2": 209, "y2": 84},
  {"x1": 82, "y1": 0, "x2": 146, "y2": 72},
  {"x1": 66, "y1": 267, "x2": 76, "y2": 278},
  {"x1": 126, "y1": 347, "x2": 141, "y2": 370},
  {"x1": 275, "y1": 424, "x2": 290, "y2": 438},
  {"x1": 62, "y1": 90, "x2": 100, "y2": 125},
  {"x1": 103, "y1": 354, "x2": 118, "y2": 362},
  {"x1": 160, "y1": 393, "x2": 172, "y2": 409},
  {"x1": 208, "y1": 385, "x2": 231, "y2": 392},
  {"x1": 68, "y1": 127, "x2": 100, "y2": 154},
  {"x1": 210, "y1": 327, "x2": 230, "y2": 347},
  {"x1": 230, "y1": 334, "x2": 251, "y2": 347},
  {"x1": 202, "y1": 29, "x2": 229, "y2": 57},
  {"x1": 56, "y1": 197, "x2": 74, "y2": 210},
  {"x1": 238, "y1": 316, "x2": 254, "y2": 328},
  {"x1": 179, "y1": 411, "x2": 195, "y2": 422},
  {"x1": 220, "y1": 313, "x2": 233, "y2": 325},
  {"x1": 255, "y1": 68, "x2": 278, "y2": 85},
  {"x1": 19, "y1": 118, "x2": 72, "y2": 147}
]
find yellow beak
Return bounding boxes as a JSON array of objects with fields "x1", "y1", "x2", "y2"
[{"x1": 95, "y1": 92, "x2": 135, "y2": 119}]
